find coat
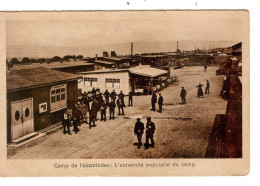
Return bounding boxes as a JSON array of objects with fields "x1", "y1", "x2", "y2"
[
  {"x1": 134, "y1": 121, "x2": 144, "y2": 134},
  {"x1": 158, "y1": 96, "x2": 164, "y2": 105},
  {"x1": 180, "y1": 89, "x2": 187, "y2": 97},
  {"x1": 109, "y1": 101, "x2": 116, "y2": 110},
  {"x1": 146, "y1": 121, "x2": 156, "y2": 135}
]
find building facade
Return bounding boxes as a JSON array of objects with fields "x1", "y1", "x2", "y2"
[{"x1": 7, "y1": 68, "x2": 81, "y2": 143}]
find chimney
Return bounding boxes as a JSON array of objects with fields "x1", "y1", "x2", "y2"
[
  {"x1": 103, "y1": 51, "x2": 108, "y2": 57},
  {"x1": 131, "y1": 42, "x2": 133, "y2": 58},
  {"x1": 95, "y1": 54, "x2": 98, "y2": 61},
  {"x1": 111, "y1": 51, "x2": 116, "y2": 57}
]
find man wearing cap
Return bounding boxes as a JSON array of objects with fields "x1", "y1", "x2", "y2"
[
  {"x1": 134, "y1": 118, "x2": 144, "y2": 149},
  {"x1": 180, "y1": 87, "x2": 187, "y2": 104},
  {"x1": 145, "y1": 117, "x2": 156, "y2": 149}
]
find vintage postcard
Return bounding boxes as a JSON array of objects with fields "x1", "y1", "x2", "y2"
[{"x1": 0, "y1": 10, "x2": 249, "y2": 176}]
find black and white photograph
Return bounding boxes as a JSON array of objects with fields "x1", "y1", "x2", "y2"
[{"x1": 0, "y1": 10, "x2": 250, "y2": 177}]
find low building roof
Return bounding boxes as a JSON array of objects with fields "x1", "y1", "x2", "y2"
[
  {"x1": 140, "y1": 54, "x2": 168, "y2": 58},
  {"x1": 129, "y1": 65, "x2": 168, "y2": 77},
  {"x1": 79, "y1": 68, "x2": 129, "y2": 75},
  {"x1": 93, "y1": 60, "x2": 117, "y2": 65},
  {"x1": 7, "y1": 67, "x2": 82, "y2": 92},
  {"x1": 10, "y1": 61, "x2": 95, "y2": 71}
]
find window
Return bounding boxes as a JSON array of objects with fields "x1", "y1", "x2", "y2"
[
  {"x1": 105, "y1": 78, "x2": 120, "y2": 88},
  {"x1": 50, "y1": 84, "x2": 67, "y2": 112},
  {"x1": 84, "y1": 77, "x2": 98, "y2": 87}
]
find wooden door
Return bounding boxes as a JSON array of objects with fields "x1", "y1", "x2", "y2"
[{"x1": 11, "y1": 98, "x2": 34, "y2": 140}]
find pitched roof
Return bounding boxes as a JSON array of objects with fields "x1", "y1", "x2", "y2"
[
  {"x1": 7, "y1": 67, "x2": 82, "y2": 92},
  {"x1": 129, "y1": 65, "x2": 168, "y2": 77},
  {"x1": 10, "y1": 61, "x2": 94, "y2": 71}
]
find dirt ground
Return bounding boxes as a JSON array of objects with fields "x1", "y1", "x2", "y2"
[{"x1": 8, "y1": 65, "x2": 227, "y2": 159}]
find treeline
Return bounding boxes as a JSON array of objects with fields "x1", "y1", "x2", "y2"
[{"x1": 7, "y1": 55, "x2": 84, "y2": 66}]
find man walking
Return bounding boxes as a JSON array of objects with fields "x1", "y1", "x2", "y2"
[
  {"x1": 205, "y1": 80, "x2": 210, "y2": 94},
  {"x1": 109, "y1": 99, "x2": 116, "y2": 120},
  {"x1": 151, "y1": 92, "x2": 157, "y2": 111},
  {"x1": 158, "y1": 93, "x2": 164, "y2": 113},
  {"x1": 180, "y1": 87, "x2": 187, "y2": 104},
  {"x1": 145, "y1": 117, "x2": 156, "y2": 149},
  {"x1": 134, "y1": 118, "x2": 144, "y2": 149}
]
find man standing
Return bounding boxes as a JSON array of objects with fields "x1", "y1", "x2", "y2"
[
  {"x1": 145, "y1": 117, "x2": 156, "y2": 149},
  {"x1": 104, "y1": 89, "x2": 110, "y2": 104},
  {"x1": 180, "y1": 87, "x2": 187, "y2": 104},
  {"x1": 158, "y1": 93, "x2": 164, "y2": 113},
  {"x1": 100, "y1": 102, "x2": 107, "y2": 122},
  {"x1": 91, "y1": 98, "x2": 99, "y2": 121},
  {"x1": 110, "y1": 90, "x2": 117, "y2": 102},
  {"x1": 119, "y1": 91, "x2": 125, "y2": 107},
  {"x1": 109, "y1": 99, "x2": 116, "y2": 120},
  {"x1": 151, "y1": 92, "x2": 157, "y2": 111},
  {"x1": 89, "y1": 107, "x2": 96, "y2": 129},
  {"x1": 204, "y1": 63, "x2": 207, "y2": 72},
  {"x1": 62, "y1": 109, "x2": 71, "y2": 135},
  {"x1": 117, "y1": 97, "x2": 125, "y2": 116},
  {"x1": 92, "y1": 87, "x2": 96, "y2": 97},
  {"x1": 72, "y1": 105, "x2": 81, "y2": 133},
  {"x1": 205, "y1": 80, "x2": 210, "y2": 94},
  {"x1": 128, "y1": 91, "x2": 133, "y2": 106},
  {"x1": 134, "y1": 118, "x2": 144, "y2": 149}
]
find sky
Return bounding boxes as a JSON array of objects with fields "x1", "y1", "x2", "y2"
[{"x1": 6, "y1": 11, "x2": 248, "y2": 58}]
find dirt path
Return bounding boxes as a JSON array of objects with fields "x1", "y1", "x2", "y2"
[{"x1": 8, "y1": 66, "x2": 227, "y2": 159}]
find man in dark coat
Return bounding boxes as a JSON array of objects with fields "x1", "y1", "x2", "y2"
[
  {"x1": 117, "y1": 97, "x2": 125, "y2": 116},
  {"x1": 91, "y1": 98, "x2": 99, "y2": 121},
  {"x1": 72, "y1": 105, "x2": 81, "y2": 133},
  {"x1": 119, "y1": 91, "x2": 125, "y2": 107},
  {"x1": 180, "y1": 87, "x2": 187, "y2": 104},
  {"x1": 151, "y1": 92, "x2": 157, "y2": 111},
  {"x1": 92, "y1": 87, "x2": 96, "y2": 96},
  {"x1": 108, "y1": 99, "x2": 116, "y2": 120},
  {"x1": 145, "y1": 117, "x2": 156, "y2": 149},
  {"x1": 100, "y1": 102, "x2": 107, "y2": 122},
  {"x1": 205, "y1": 80, "x2": 210, "y2": 94},
  {"x1": 97, "y1": 93, "x2": 104, "y2": 111},
  {"x1": 128, "y1": 91, "x2": 133, "y2": 106},
  {"x1": 62, "y1": 109, "x2": 71, "y2": 135},
  {"x1": 110, "y1": 90, "x2": 117, "y2": 102},
  {"x1": 104, "y1": 89, "x2": 110, "y2": 104},
  {"x1": 89, "y1": 107, "x2": 96, "y2": 129},
  {"x1": 134, "y1": 118, "x2": 144, "y2": 149},
  {"x1": 158, "y1": 93, "x2": 164, "y2": 113}
]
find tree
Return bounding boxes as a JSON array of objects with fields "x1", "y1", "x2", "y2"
[
  {"x1": 21, "y1": 57, "x2": 30, "y2": 65},
  {"x1": 76, "y1": 55, "x2": 83, "y2": 59},
  {"x1": 51, "y1": 56, "x2": 61, "y2": 62}
]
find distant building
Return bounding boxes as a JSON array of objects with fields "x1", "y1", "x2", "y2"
[
  {"x1": 10, "y1": 61, "x2": 95, "y2": 74},
  {"x1": 78, "y1": 65, "x2": 168, "y2": 95},
  {"x1": 90, "y1": 56, "x2": 132, "y2": 70},
  {"x1": 6, "y1": 68, "x2": 81, "y2": 143}
]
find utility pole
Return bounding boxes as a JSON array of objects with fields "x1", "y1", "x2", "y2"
[
  {"x1": 177, "y1": 41, "x2": 179, "y2": 56},
  {"x1": 131, "y1": 42, "x2": 133, "y2": 58}
]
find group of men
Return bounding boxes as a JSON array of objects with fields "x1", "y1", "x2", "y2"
[
  {"x1": 61, "y1": 89, "x2": 134, "y2": 134},
  {"x1": 134, "y1": 117, "x2": 156, "y2": 149},
  {"x1": 151, "y1": 93, "x2": 164, "y2": 113}
]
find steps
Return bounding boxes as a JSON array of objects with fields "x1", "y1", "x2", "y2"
[{"x1": 11, "y1": 132, "x2": 39, "y2": 144}]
